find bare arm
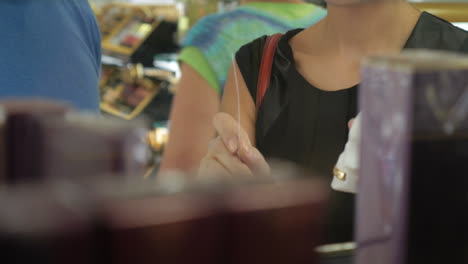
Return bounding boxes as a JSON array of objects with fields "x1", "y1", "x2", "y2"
[
  {"x1": 220, "y1": 60, "x2": 257, "y2": 146},
  {"x1": 198, "y1": 61, "x2": 269, "y2": 178},
  {"x1": 160, "y1": 63, "x2": 219, "y2": 172}
]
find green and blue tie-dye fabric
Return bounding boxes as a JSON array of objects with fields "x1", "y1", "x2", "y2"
[{"x1": 180, "y1": 2, "x2": 326, "y2": 93}]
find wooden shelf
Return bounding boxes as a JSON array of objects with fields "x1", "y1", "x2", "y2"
[{"x1": 413, "y1": 2, "x2": 468, "y2": 22}]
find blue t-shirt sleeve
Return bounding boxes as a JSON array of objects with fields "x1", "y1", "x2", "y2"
[
  {"x1": 73, "y1": 0, "x2": 102, "y2": 76},
  {"x1": 0, "y1": 0, "x2": 101, "y2": 111}
]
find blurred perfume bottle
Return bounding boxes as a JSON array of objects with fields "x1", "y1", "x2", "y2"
[
  {"x1": 0, "y1": 99, "x2": 150, "y2": 184},
  {"x1": 356, "y1": 50, "x2": 468, "y2": 264},
  {"x1": 223, "y1": 176, "x2": 329, "y2": 264},
  {"x1": 0, "y1": 158, "x2": 329, "y2": 264},
  {"x1": 0, "y1": 183, "x2": 97, "y2": 264}
]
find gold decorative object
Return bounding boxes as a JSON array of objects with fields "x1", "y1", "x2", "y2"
[
  {"x1": 333, "y1": 167, "x2": 347, "y2": 181},
  {"x1": 147, "y1": 127, "x2": 169, "y2": 152}
]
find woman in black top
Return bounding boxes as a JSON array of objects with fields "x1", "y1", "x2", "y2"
[{"x1": 199, "y1": 0, "x2": 468, "y2": 243}]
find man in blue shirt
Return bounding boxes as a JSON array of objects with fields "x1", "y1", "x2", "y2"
[{"x1": 0, "y1": 0, "x2": 101, "y2": 111}]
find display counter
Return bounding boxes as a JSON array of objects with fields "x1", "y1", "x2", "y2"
[{"x1": 96, "y1": 3, "x2": 181, "y2": 158}]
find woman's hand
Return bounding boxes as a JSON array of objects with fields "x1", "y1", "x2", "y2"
[{"x1": 198, "y1": 113, "x2": 270, "y2": 178}]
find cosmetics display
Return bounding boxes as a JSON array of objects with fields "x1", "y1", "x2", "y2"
[
  {"x1": 100, "y1": 63, "x2": 176, "y2": 121},
  {"x1": 98, "y1": 63, "x2": 174, "y2": 166},
  {"x1": 0, "y1": 99, "x2": 150, "y2": 185},
  {"x1": 97, "y1": 3, "x2": 180, "y2": 160},
  {"x1": 98, "y1": 3, "x2": 179, "y2": 65},
  {"x1": 356, "y1": 50, "x2": 468, "y2": 264}
]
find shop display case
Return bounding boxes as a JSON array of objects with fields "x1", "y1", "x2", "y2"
[
  {"x1": 100, "y1": 4, "x2": 179, "y2": 61},
  {"x1": 96, "y1": 3, "x2": 181, "y2": 159},
  {"x1": 99, "y1": 63, "x2": 176, "y2": 121},
  {"x1": 98, "y1": 63, "x2": 176, "y2": 165}
]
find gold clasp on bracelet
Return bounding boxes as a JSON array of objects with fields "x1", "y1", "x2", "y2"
[{"x1": 333, "y1": 167, "x2": 347, "y2": 181}]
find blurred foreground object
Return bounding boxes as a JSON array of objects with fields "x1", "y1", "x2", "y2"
[
  {"x1": 0, "y1": 99, "x2": 150, "y2": 184},
  {"x1": 0, "y1": 185, "x2": 97, "y2": 264},
  {"x1": 356, "y1": 50, "x2": 468, "y2": 264},
  {"x1": 315, "y1": 242, "x2": 356, "y2": 264},
  {"x1": 0, "y1": 166, "x2": 329, "y2": 264}
]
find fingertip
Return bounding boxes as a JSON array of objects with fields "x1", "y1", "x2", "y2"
[
  {"x1": 239, "y1": 146, "x2": 256, "y2": 163},
  {"x1": 240, "y1": 147, "x2": 270, "y2": 177},
  {"x1": 227, "y1": 138, "x2": 237, "y2": 153},
  {"x1": 241, "y1": 140, "x2": 251, "y2": 155}
]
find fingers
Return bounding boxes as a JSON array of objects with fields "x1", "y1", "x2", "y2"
[
  {"x1": 213, "y1": 112, "x2": 251, "y2": 154},
  {"x1": 199, "y1": 137, "x2": 253, "y2": 178},
  {"x1": 239, "y1": 146, "x2": 271, "y2": 177},
  {"x1": 198, "y1": 156, "x2": 230, "y2": 178},
  {"x1": 214, "y1": 152, "x2": 254, "y2": 177},
  {"x1": 210, "y1": 138, "x2": 253, "y2": 176},
  {"x1": 200, "y1": 112, "x2": 271, "y2": 178}
]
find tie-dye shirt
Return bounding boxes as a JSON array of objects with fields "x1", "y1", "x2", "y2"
[{"x1": 179, "y1": 2, "x2": 326, "y2": 93}]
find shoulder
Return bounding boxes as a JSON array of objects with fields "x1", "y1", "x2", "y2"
[
  {"x1": 416, "y1": 12, "x2": 468, "y2": 52},
  {"x1": 234, "y1": 35, "x2": 269, "y2": 100},
  {"x1": 235, "y1": 28, "x2": 302, "y2": 78},
  {"x1": 431, "y1": 14, "x2": 468, "y2": 46},
  {"x1": 183, "y1": 10, "x2": 251, "y2": 46},
  {"x1": 179, "y1": 46, "x2": 220, "y2": 92},
  {"x1": 235, "y1": 29, "x2": 301, "y2": 100},
  {"x1": 236, "y1": 35, "x2": 270, "y2": 66},
  {"x1": 70, "y1": 0, "x2": 102, "y2": 74}
]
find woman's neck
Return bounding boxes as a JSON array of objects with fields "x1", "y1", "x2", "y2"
[{"x1": 320, "y1": 0, "x2": 421, "y2": 58}]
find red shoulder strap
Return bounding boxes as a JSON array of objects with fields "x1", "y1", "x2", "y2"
[{"x1": 256, "y1": 33, "x2": 283, "y2": 112}]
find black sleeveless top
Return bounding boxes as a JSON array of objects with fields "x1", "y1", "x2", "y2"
[{"x1": 235, "y1": 12, "x2": 468, "y2": 244}]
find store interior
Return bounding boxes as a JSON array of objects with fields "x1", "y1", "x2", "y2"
[
  {"x1": 0, "y1": 0, "x2": 467, "y2": 263},
  {"x1": 93, "y1": 0, "x2": 468, "y2": 171}
]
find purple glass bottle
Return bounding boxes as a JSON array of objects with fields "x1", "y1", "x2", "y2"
[{"x1": 356, "y1": 50, "x2": 468, "y2": 264}]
